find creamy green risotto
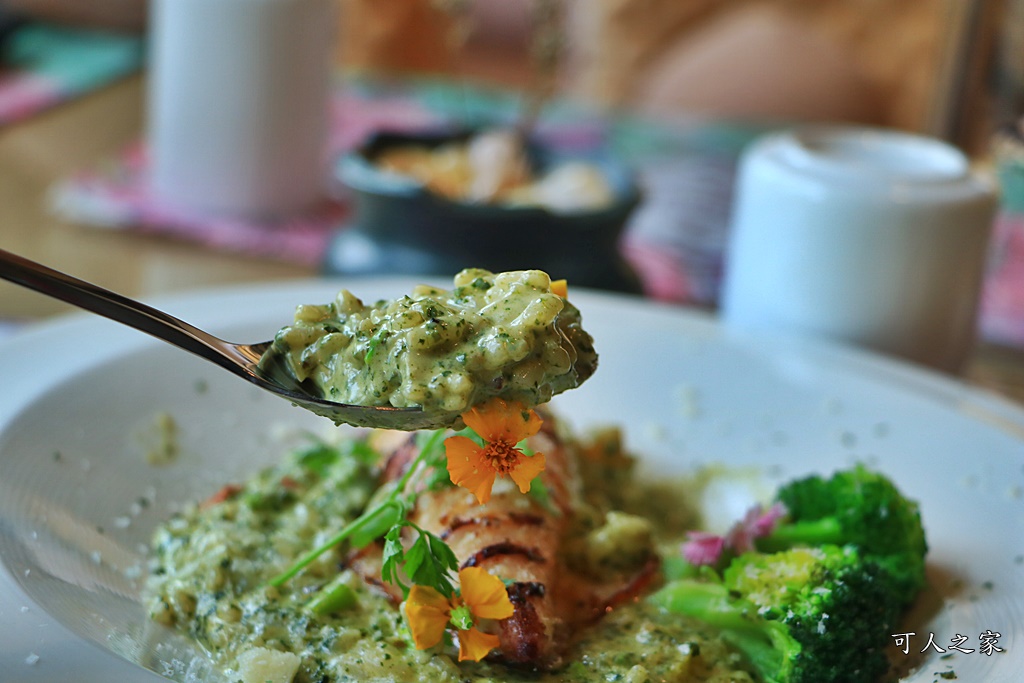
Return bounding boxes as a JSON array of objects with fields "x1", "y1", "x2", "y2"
[
  {"x1": 262, "y1": 269, "x2": 597, "y2": 416},
  {"x1": 146, "y1": 427, "x2": 755, "y2": 683}
]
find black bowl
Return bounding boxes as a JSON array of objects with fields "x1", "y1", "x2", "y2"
[{"x1": 323, "y1": 128, "x2": 644, "y2": 294}]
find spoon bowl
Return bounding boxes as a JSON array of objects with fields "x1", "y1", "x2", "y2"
[{"x1": 0, "y1": 249, "x2": 456, "y2": 430}]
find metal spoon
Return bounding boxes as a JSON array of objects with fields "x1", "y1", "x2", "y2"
[{"x1": 0, "y1": 249, "x2": 458, "y2": 430}]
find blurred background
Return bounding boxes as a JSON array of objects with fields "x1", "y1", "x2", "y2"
[{"x1": 1, "y1": 0, "x2": 1023, "y2": 400}]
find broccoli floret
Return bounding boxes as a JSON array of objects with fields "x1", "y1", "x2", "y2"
[
  {"x1": 757, "y1": 464, "x2": 928, "y2": 605},
  {"x1": 651, "y1": 546, "x2": 899, "y2": 683}
]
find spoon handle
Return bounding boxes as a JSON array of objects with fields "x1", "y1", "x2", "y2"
[{"x1": 0, "y1": 249, "x2": 254, "y2": 376}]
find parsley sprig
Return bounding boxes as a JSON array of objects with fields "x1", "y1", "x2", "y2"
[
  {"x1": 269, "y1": 429, "x2": 451, "y2": 588},
  {"x1": 382, "y1": 522, "x2": 459, "y2": 598}
]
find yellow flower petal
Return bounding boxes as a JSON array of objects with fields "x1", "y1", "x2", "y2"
[
  {"x1": 460, "y1": 468, "x2": 498, "y2": 505},
  {"x1": 516, "y1": 408, "x2": 544, "y2": 442},
  {"x1": 508, "y1": 450, "x2": 546, "y2": 495},
  {"x1": 457, "y1": 627, "x2": 502, "y2": 662},
  {"x1": 459, "y1": 567, "x2": 514, "y2": 621},
  {"x1": 445, "y1": 435, "x2": 485, "y2": 479},
  {"x1": 404, "y1": 585, "x2": 450, "y2": 651},
  {"x1": 464, "y1": 398, "x2": 541, "y2": 445},
  {"x1": 445, "y1": 435, "x2": 498, "y2": 504},
  {"x1": 448, "y1": 399, "x2": 547, "y2": 505},
  {"x1": 461, "y1": 398, "x2": 510, "y2": 441}
]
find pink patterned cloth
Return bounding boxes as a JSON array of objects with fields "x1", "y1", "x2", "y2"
[
  {"x1": 979, "y1": 211, "x2": 1024, "y2": 348},
  {"x1": 0, "y1": 24, "x2": 144, "y2": 126},
  {"x1": 52, "y1": 141, "x2": 347, "y2": 266},
  {"x1": 51, "y1": 92, "x2": 442, "y2": 267},
  {"x1": 0, "y1": 72, "x2": 62, "y2": 123},
  {"x1": 620, "y1": 241, "x2": 695, "y2": 303}
]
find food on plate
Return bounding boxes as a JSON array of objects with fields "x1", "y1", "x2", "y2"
[
  {"x1": 373, "y1": 129, "x2": 615, "y2": 212},
  {"x1": 754, "y1": 464, "x2": 929, "y2": 603},
  {"x1": 260, "y1": 269, "x2": 597, "y2": 418},
  {"x1": 652, "y1": 466, "x2": 928, "y2": 683},
  {"x1": 145, "y1": 404, "x2": 927, "y2": 683},
  {"x1": 147, "y1": 275, "x2": 927, "y2": 683}
]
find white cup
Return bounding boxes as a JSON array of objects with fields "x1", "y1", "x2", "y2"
[
  {"x1": 148, "y1": 0, "x2": 335, "y2": 217},
  {"x1": 720, "y1": 126, "x2": 997, "y2": 373}
]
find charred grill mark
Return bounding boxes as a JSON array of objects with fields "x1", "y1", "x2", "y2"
[
  {"x1": 507, "y1": 581, "x2": 546, "y2": 601},
  {"x1": 460, "y1": 542, "x2": 546, "y2": 570},
  {"x1": 440, "y1": 515, "x2": 496, "y2": 540},
  {"x1": 440, "y1": 512, "x2": 545, "y2": 540},
  {"x1": 507, "y1": 512, "x2": 544, "y2": 526}
]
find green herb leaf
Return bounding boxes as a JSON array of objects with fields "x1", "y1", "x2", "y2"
[
  {"x1": 423, "y1": 466, "x2": 454, "y2": 492},
  {"x1": 270, "y1": 500, "x2": 403, "y2": 587},
  {"x1": 306, "y1": 576, "x2": 357, "y2": 615},
  {"x1": 379, "y1": 522, "x2": 459, "y2": 599},
  {"x1": 428, "y1": 533, "x2": 460, "y2": 577},
  {"x1": 381, "y1": 523, "x2": 410, "y2": 594},
  {"x1": 364, "y1": 329, "x2": 388, "y2": 364},
  {"x1": 296, "y1": 444, "x2": 340, "y2": 475},
  {"x1": 401, "y1": 533, "x2": 431, "y2": 584},
  {"x1": 409, "y1": 528, "x2": 458, "y2": 598},
  {"x1": 271, "y1": 426, "x2": 456, "y2": 589},
  {"x1": 384, "y1": 523, "x2": 459, "y2": 599},
  {"x1": 349, "y1": 502, "x2": 404, "y2": 549},
  {"x1": 458, "y1": 426, "x2": 486, "y2": 447},
  {"x1": 416, "y1": 429, "x2": 455, "y2": 492},
  {"x1": 342, "y1": 439, "x2": 380, "y2": 465},
  {"x1": 415, "y1": 429, "x2": 447, "y2": 461}
]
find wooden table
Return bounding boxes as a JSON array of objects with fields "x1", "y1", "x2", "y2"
[
  {"x1": 3, "y1": 74, "x2": 1024, "y2": 407},
  {"x1": 0, "y1": 75, "x2": 313, "y2": 321}
]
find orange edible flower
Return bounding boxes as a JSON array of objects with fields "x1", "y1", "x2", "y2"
[
  {"x1": 404, "y1": 584, "x2": 451, "y2": 651},
  {"x1": 456, "y1": 624, "x2": 502, "y2": 662},
  {"x1": 403, "y1": 567, "x2": 514, "y2": 662},
  {"x1": 445, "y1": 398, "x2": 546, "y2": 504}
]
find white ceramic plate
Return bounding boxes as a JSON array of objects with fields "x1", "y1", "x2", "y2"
[{"x1": 0, "y1": 278, "x2": 1022, "y2": 683}]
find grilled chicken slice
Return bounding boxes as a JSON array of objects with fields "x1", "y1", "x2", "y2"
[
  {"x1": 357, "y1": 416, "x2": 655, "y2": 669},
  {"x1": 408, "y1": 420, "x2": 578, "y2": 667},
  {"x1": 356, "y1": 417, "x2": 579, "y2": 667}
]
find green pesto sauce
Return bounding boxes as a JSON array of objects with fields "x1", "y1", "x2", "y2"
[
  {"x1": 145, "y1": 431, "x2": 754, "y2": 683},
  {"x1": 263, "y1": 269, "x2": 597, "y2": 414}
]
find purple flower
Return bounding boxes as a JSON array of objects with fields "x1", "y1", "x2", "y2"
[
  {"x1": 680, "y1": 502, "x2": 789, "y2": 567},
  {"x1": 726, "y1": 502, "x2": 788, "y2": 553},
  {"x1": 681, "y1": 531, "x2": 726, "y2": 566}
]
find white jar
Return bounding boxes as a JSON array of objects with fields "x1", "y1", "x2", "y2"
[
  {"x1": 148, "y1": 0, "x2": 335, "y2": 217},
  {"x1": 720, "y1": 126, "x2": 997, "y2": 373}
]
